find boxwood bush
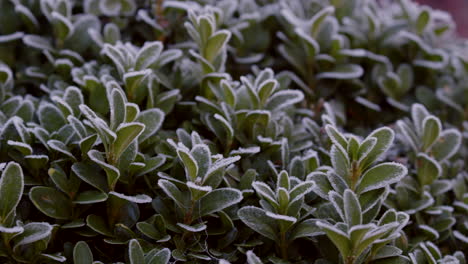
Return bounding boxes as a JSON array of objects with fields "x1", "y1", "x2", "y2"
[{"x1": 0, "y1": 0, "x2": 466, "y2": 263}]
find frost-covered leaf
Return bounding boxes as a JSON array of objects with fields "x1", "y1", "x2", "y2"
[
  {"x1": 238, "y1": 206, "x2": 278, "y2": 241},
  {"x1": 74, "y1": 241, "x2": 93, "y2": 264},
  {"x1": 316, "y1": 64, "x2": 363, "y2": 80},
  {"x1": 135, "y1": 41, "x2": 163, "y2": 70},
  {"x1": 129, "y1": 239, "x2": 145, "y2": 264},
  {"x1": 137, "y1": 108, "x2": 164, "y2": 142},
  {"x1": 416, "y1": 153, "x2": 441, "y2": 186},
  {"x1": 196, "y1": 188, "x2": 242, "y2": 217},
  {"x1": 356, "y1": 163, "x2": 407, "y2": 193},
  {"x1": 110, "y1": 122, "x2": 145, "y2": 163},
  {"x1": 0, "y1": 162, "x2": 23, "y2": 223},
  {"x1": 30, "y1": 186, "x2": 72, "y2": 219},
  {"x1": 316, "y1": 221, "x2": 351, "y2": 261},
  {"x1": 343, "y1": 189, "x2": 362, "y2": 226},
  {"x1": 431, "y1": 129, "x2": 461, "y2": 161},
  {"x1": 358, "y1": 127, "x2": 395, "y2": 170},
  {"x1": 421, "y1": 116, "x2": 441, "y2": 151},
  {"x1": 12, "y1": 222, "x2": 52, "y2": 250}
]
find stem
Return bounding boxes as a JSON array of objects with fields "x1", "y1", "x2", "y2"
[
  {"x1": 279, "y1": 231, "x2": 288, "y2": 260},
  {"x1": 350, "y1": 161, "x2": 361, "y2": 191},
  {"x1": 223, "y1": 139, "x2": 233, "y2": 157},
  {"x1": 183, "y1": 201, "x2": 195, "y2": 225},
  {"x1": 180, "y1": 200, "x2": 196, "y2": 243},
  {"x1": 154, "y1": 0, "x2": 168, "y2": 42},
  {"x1": 2, "y1": 233, "x2": 13, "y2": 259},
  {"x1": 345, "y1": 255, "x2": 355, "y2": 264}
]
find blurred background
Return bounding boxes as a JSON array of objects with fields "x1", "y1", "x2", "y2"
[{"x1": 415, "y1": 0, "x2": 468, "y2": 37}]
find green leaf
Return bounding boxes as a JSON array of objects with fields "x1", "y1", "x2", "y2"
[
  {"x1": 110, "y1": 122, "x2": 145, "y2": 163},
  {"x1": 124, "y1": 70, "x2": 151, "y2": 98},
  {"x1": 310, "y1": 6, "x2": 335, "y2": 37},
  {"x1": 372, "y1": 256, "x2": 410, "y2": 264},
  {"x1": 353, "y1": 223, "x2": 399, "y2": 256},
  {"x1": 74, "y1": 190, "x2": 108, "y2": 204},
  {"x1": 316, "y1": 221, "x2": 351, "y2": 261},
  {"x1": 416, "y1": 153, "x2": 441, "y2": 186},
  {"x1": 51, "y1": 11, "x2": 73, "y2": 41},
  {"x1": 48, "y1": 165, "x2": 80, "y2": 198},
  {"x1": 396, "y1": 120, "x2": 418, "y2": 152},
  {"x1": 265, "y1": 90, "x2": 304, "y2": 112},
  {"x1": 63, "y1": 86, "x2": 84, "y2": 117},
  {"x1": 137, "y1": 222, "x2": 163, "y2": 241},
  {"x1": 190, "y1": 144, "x2": 211, "y2": 179},
  {"x1": 258, "y1": 80, "x2": 278, "y2": 106},
  {"x1": 177, "y1": 149, "x2": 198, "y2": 181},
  {"x1": 238, "y1": 206, "x2": 278, "y2": 241},
  {"x1": 147, "y1": 248, "x2": 171, "y2": 264},
  {"x1": 277, "y1": 170, "x2": 290, "y2": 190},
  {"x1": 431, "y1": 129, "x2": 462, "y2": 161},
  {"x1": 317, "y1": 64, "x2": 363, "y2": 80},
  {"x1": 308, "y1": 172, "x2": 333, "y2": 199},
  {"x1": 0, "y1": 162, "x2": 23, "y2": 223},
  {"x1": 177, "y1": 222, "x2": 206, "y2": 233},
  {"x1": 356, "y1": 138, "x2": 377, "y2": 165},
  {"x1": 289, "y1": 181, "x2": 314, "y2": 203},
  {"x1": 74, "y1": 241, "x2": 93, "y2": 264},
  {"x1": 347, "y1": 136, "x2": 360, "y2": 161},
  {"x1": 411, "y1": 104, "x2": 430, "y2": 135},
  {"x1": 349, "y1": 224, "x2": 375, "y2": 246},
  {"x1": 109, "y1": 191, "x2": 152, "y2": 204},
  {"x1": 29, "y1": 186, "x2": 72, "y2": 219},
  {"x1": 358, "y1": 127, "x2": 394, "y2": 170},
  {"x1": 212, "y1": 114, "x2": 234, "y2": 144},
  {"x1": 38, "y1": 103, "x2": 66, "y2": 133},
  {"x1": 289, "y1": 219, "x2": 321, "y2": 240},
  {"x1": 396, "y1": 64, "x2": 413, "y2": 94},
  {"x1": 196, "y1": 188, "x2": 242, "y2": 217},
  {"x1": 421, "y1": 116, "x2": 441, "y2": 151},
  {"x1": 136, "y1": 155, "x2": 166, "y2": 177},
  {"x1": 197, "y1": 15, "x2": 214, "y2": 43},
  {"x1": 0, "y1": 225, "x2": 24, "y2": 234},
  {"x1": 125, "y1": 103, "x2": 140, "y2": 123},
  {"x1": 12, "y1": 222, "x2": 52, "y2": 250},
  {"x1": 295, "y1": 28, "x2": 320, "y2": 57},
  {"x1": 88, "y1": 150, "x2": 120, "y2": 190},
  {"x1": 135, "y1": 41, "x2": 163, "y2": 70},
  {"x1": 246, "y1": 250, "x2": 263, "y2": 264},
  {"x1": 109, "y1": 88, "x2": 127, "y2": 130},
  {"x1": 156, "y1": 49, "x2": 182, "y2": 67},
  {"x1": 343, "y1": 189, "x2": 362, "y2": 226},
  {"x1": 356, "y1": 162, "x2": 407, "y2": 193},
  {"x1": 157, "y1": 179, "x2": 188, "y2": 208},
  {"x1": 137, "y1": 108, "x2": 164, "y2": 142},
  {"x1": 23, "y1": 34, "x2": 54, "y2": 51},
  {"x1": 378, "y1": 72, "x2": 401, "y2": 99},
  {"x1": 204, "y1": 30, "x2": 231, "y2": 63},
  {"x1": 416, "y1": 8, "x2": 430, "y2": 34},
  {"x1": 252, "y1": 181, "x2": 278, "y2": 207},
  {"x1": 72, "y1": 162, "x2": 109, "y2": 193},
  {"x1": 7, "y1": 140, "x2": 32, "y2": 155},
  {"x1": 104, "y1": 44, "x2": 126, "y2": 75},
  {"x1": 86, "y1": 214, "x2": 113, "y2": 236},
  {"x1": 129, "y1": 239, "x2": 145, "y2": 264},
  {"x1": 330, "y1": 145, "x2": 350, "y2": 180},
  {"x1": 48, "y1": 139, "x2": 76, "y2": 161},
  {"x1": 79, "y1": 104, "x2": 115, "y2": 145}
]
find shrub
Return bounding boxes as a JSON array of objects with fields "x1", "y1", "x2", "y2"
[{"x1": 0, "y1": 0, "x2": 466, "y2": 263}]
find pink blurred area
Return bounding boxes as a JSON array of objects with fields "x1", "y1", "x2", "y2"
[{"x1": 415, "y1": 0, "x2": 468, "y2": 37}]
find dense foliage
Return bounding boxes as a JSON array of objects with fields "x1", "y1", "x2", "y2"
[{"x1": 0, "y1": 0, "x2": 467, "y2": 263}]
